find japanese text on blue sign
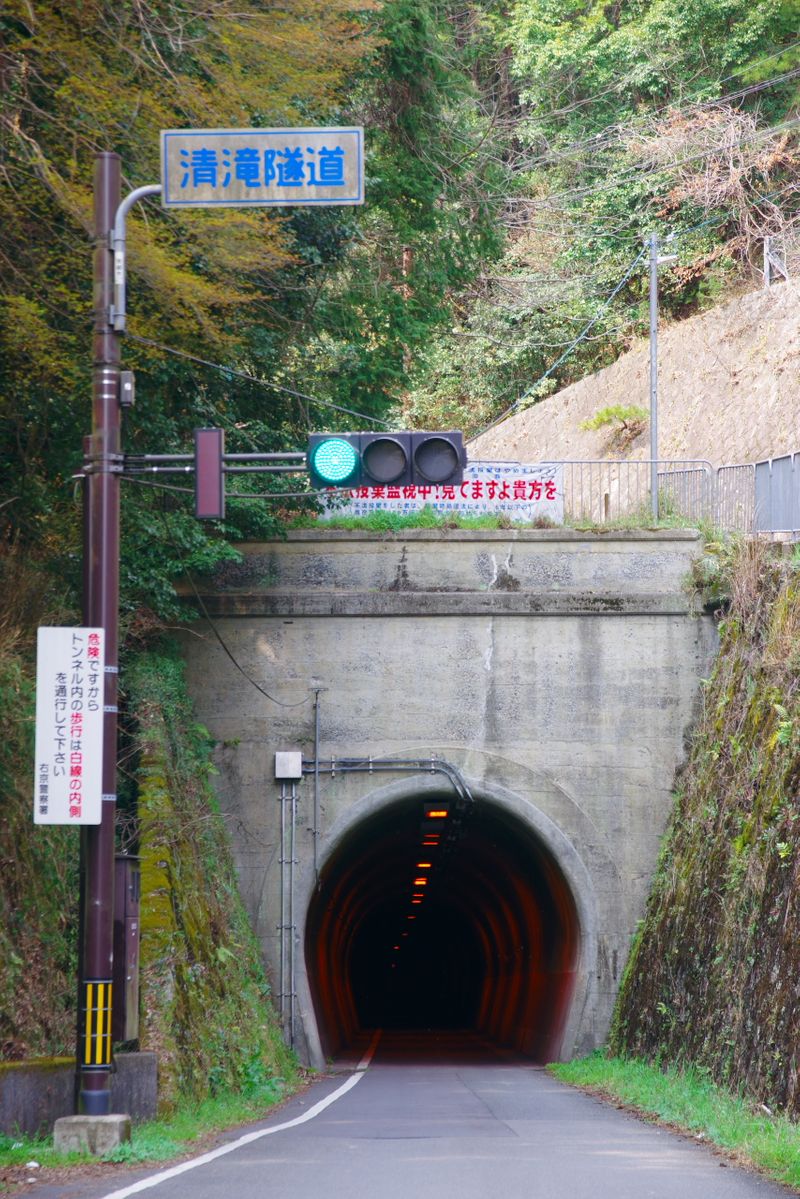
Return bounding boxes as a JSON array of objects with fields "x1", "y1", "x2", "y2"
[{"x1": 161, "y1": 128, "x2": 364, "y2": 207}]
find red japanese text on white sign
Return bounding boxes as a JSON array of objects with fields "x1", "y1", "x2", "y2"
[{"x1": 34, "y1": 628, "x2": 105, "y2": 826}]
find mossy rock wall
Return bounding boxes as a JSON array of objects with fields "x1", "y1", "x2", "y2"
[
  {"x1": 0, "y1": 650, "x2": 78, "y2": 1060},
  {"x1": 127, "y1": 647, "x2": 296, "y2": 1112},
  {"x1": 612, "y1": 543, "x2": 800, "y2": 1116}
]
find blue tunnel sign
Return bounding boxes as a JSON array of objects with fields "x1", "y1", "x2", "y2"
[{"x1": 161, "y1": 127, "x2": 364, "y2": 207}]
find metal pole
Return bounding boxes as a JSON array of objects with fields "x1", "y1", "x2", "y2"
[
  {"x1": 289, "y1": 783, "x2": 296, "y2": 1047},
  {"x1": 78, "y1": 152, "x2": 122, "y2": 1115},
  {"x1": 110, "y1": 184, "x2": 162, "y2": 332},
  {"x1": 313, "y1": 690, "x2": 321, "y2": 883},
  {"x1": 280, "y1": 781, "x2": 286, "y2": 1035},
  {"x1": 648, "y1": 234, "x2": 659, "y2": 521}
]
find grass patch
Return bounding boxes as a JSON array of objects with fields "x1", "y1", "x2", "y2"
[
  {"x1": 0, "y1": 1075, "x2": 296, "y2": 1173},
  {"x1": 289, "y1": 506, "x2": 552, "y2": 531},
  {"x1": 549, "y1": 1053, "x2": 800, "y2": 1190},
  {"x1": 290, "y1": 504, "x2": 711, "y2": 535}
]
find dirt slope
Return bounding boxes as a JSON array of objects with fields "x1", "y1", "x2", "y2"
[{"x1": 470, "y1": 283, "x2": 800, "y2": 468}]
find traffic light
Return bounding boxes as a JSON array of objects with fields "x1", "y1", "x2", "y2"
[{"x1": 307, "y1": 431, "x2": 466, "y2": 489}]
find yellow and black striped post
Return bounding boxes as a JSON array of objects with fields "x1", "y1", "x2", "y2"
[{"x1": 81, "y1": 981, "x2": 114, "y2": 1071}]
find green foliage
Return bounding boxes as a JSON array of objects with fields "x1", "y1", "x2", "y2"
[
  {"x1": 0, "y1": 1073, "x2": 293, "y2": 1171},
  {"x1": 404, "y1": 0, "x2": 800, "y2": 434},
  {"x1": 0, "y1": 0, "x2": 510, "y2": 622},
  {"x1": 0, "y1": 547, "x2": 293, "y2": 1115},
  {"x1": 579, "y1": 405, "x2": 649, "y2": 432},
  {"x1": 285, "y1": 0, "x2": 510, "y2": 425},
  {"x1": 289, "y1": 505, "x2": 556, "y2": 530},
  {"x1": 611, "y1": 542, "x2": 800, "y2": 1117},
  {"x1": 551, "y1": 1053, "x2": 800, "y2": 1189},
  {"x1": 124, "y1": 643, "x2": 297, "y2": 1110},
  {"x1": 0, "y1": 551, "x2": 80, "y2": 1060}
]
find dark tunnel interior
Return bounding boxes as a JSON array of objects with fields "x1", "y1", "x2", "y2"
[{"x1": 305, "y1": 793, "x2": 580, "y2": 1062}]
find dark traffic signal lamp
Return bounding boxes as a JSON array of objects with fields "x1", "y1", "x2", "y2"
[{"x1": 307, "y1": 431, "x2": 466, "y2": 489}]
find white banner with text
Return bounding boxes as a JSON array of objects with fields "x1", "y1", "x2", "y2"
[
  {"x1": 34, "y1": 627, "x2": 105, "y2": 825},
  {"x1": 320, "y1": 462, "x2": 563, "y2": 523}
]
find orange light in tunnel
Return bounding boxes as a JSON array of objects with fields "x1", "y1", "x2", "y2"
[
  {"x1": 412, "y1": 893, "x2": 424, "y2": 899},
  {"x1": 411, "y1": 899, "x2": 422, "y2": 905},
  {"x1": 416, "y1": 862, "x2": 432, "y2": 868},
  {"x1": 425, "y1": 809, "x2": 449, "y2": 819},
  {"x1": 413, "y1": 878, "x2": 428, "y2": 886},
  {"x1": 407, "y1": 915, "x2": 416, "y2": 920}
]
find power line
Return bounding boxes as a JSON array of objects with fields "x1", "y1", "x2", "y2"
[
  {"x1": 521, "y1": 38, "x2": 800, "y2": 166},
  {"x1": 525, "y1": 115, "x2": 800, "y2": 210},
  {"x1": 466, "y1": 176, "x2": 800, "y2": 447},
  {"x1": 127, "y1": 333, "x2": 392, "y2": 429},
  {"x1": 528, "y1": 61, "x2": 800, "y2": 174},
  {"x1": 466, "y1": 246, "x2": 647, "y2": 445},
  {"x1": 151, "y1": 505, "x2": 311, "y2": 710}
]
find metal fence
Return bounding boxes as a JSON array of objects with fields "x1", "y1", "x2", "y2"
[
  {"x1": 542, "y1": 456, "x2": 800, "y2": 536},
  {"x1": 753, "y1": 454, "x2": 800, "y2": 534},
  {"x1": 543, "y1": 459, "x2": 713, "y2": 526},
  {"x1": 715, "y1": 463, "x2": 756, "y2": 534}
]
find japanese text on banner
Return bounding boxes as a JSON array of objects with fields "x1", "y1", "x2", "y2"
[{"x1": 34, "y1": 628, "x2": 105, "y2": 826}]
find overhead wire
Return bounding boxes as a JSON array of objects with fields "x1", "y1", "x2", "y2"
[
  {"x1": 518, "y1": 39, "x2": 800, "y2": 169},
  {"x1": 151, "y1": 504, "x2": 311, "y2": 709},
  {"x1": 127, "y1": 333, "x2": 392, "y2": 429},
  {"x1": 466, "y1": 245, "x2": 648, "y2": 445},
  {"x1": 521, "y1": 115, "x2": 800, "y2": 210},
  {"x1": 466, "y1": 175, "x2": 800, "y2": 447}
]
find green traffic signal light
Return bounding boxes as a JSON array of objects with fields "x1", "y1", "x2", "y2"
[
  {"x1": 309, "y1": 436, "x2": 360, "y2": 485},
  {"x1": 307, "y1": 430, "x2": 466, "y2": 489}
]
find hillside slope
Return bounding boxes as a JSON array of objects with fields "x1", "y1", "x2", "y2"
[{"x1": 470, "y1": 284, "x2": 800, "y2": 468}]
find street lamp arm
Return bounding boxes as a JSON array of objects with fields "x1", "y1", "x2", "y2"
[{"x1": 109, "y1": 184, "x2": 162, "y2": 333}]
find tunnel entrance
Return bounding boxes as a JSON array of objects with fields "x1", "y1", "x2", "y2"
[{"x1": 305, "y1": 791, "x2": 580, "y2": 1062}]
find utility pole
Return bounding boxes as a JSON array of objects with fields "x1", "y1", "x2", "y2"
[
  {"x1": 78, "y1": 152, "x2": 122, "y2": 1115},
  {"x1": 66, "y1": 131, "x2": 362, "y2": 1122},
  {"x1": 647, "y1": 233, "x2": 677, "y2": 521}
]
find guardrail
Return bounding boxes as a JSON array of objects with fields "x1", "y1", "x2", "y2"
[
  {"x1": 754, "y1": 454, "x2": 800, "y2": 534},
  {"x1": 537, "y1": 457, "x2": 800, "y2": 536},
  {"x1": 539, "y1": 460, "x2": 713, "y2": 526}
]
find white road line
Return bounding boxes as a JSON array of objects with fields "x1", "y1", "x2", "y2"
[
  {"x1": 356, "y1": 1028, "x2": 382, "y2": 1070},
  {"x1": 97, "y1": 1031, "x2": 382, "y2": 1199}
]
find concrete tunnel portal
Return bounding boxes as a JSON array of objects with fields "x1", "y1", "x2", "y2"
[{"x1": 305, "y1": 792, "x2": 581, "y2": 1061}]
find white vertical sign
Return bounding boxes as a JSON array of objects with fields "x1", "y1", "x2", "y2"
[{"x1": 34, "y1": 627, "x2": 105, "y2": 825}]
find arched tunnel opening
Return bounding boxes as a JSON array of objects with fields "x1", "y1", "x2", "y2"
[{"x1": 305, "y1": 792, "x2": 580, "y2": 1062}]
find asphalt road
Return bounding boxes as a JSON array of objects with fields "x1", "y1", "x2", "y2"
[{"x1": 41, "y1": 1032, "x2": 795, "y2": 1199}]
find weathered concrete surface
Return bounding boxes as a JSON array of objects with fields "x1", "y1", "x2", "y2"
[
  {"x1": 179, "y1": 529, "x2": 717, "y2": 1067},
  {"x1": 53, "y1": 1114, "x2": 130, "y2": 1155},
  {"x1": 0, "y1": 1053, "x2": 157, "y2": 1135}
]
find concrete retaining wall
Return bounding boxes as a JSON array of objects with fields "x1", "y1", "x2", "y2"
[{"x1": 0, "y1": 1054, "x2": 157, "y2": 1135}]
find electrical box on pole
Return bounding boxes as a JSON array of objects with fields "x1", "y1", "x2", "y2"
[
  {"x1": 307, "y1": 431, "x2": 466, "y2": 489},
  {"x1": 194, "y1": 427, "x2": 225, "y2": 520}
]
